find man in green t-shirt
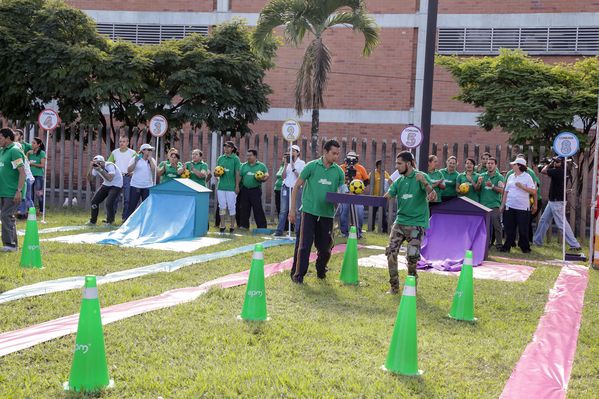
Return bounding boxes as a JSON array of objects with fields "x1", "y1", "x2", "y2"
[
  {"x1": 440, "y1": 156, "x2": 459, "y2": 201},
  {"x1": 186, "y1": 149, "x2": 210, "y2": 187},
  {"x1": 289, "y1": 139, "x2": 345, "y2": 283},
  {"x1": 238, "y1": 149, "x2": 269, "y2": 229},
  {"x1": 427, "y1": 154, "x2": 445, "y2": 206},
  {"x1": 480, "y1": 157, "x2": 505, "y2": 249},
  {"x1": 384, "y1": 151, "x2": 436, "y2": 294},
  {"x1": 216, "y1": 141, "x2": 241, "y2": 233},
  {"x1": 0, "y1": 128, "x2": 26, "y2": 251}
]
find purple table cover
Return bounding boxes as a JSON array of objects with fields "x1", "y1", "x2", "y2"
[{"x1": 418, "y1": 213, "x2": 488, "y2": 271}]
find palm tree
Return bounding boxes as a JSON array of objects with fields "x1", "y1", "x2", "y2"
[{"x1": 253, "y1": 0, "x2": 379, "y2": 154}]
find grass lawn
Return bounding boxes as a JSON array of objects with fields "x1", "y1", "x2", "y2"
[{"x1": 0, "y1": 209, "x2": 597, "y2": 398}]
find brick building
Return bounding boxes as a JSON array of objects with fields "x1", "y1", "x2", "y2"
[{"x1": 67, "y1": 1, "x2": 599, "y2": 153}]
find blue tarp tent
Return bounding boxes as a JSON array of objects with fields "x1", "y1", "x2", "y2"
[{"x1": 100, "y1": 179, "x2": 211, "y2": 246}]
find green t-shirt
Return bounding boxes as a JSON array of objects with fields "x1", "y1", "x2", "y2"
[
  {"x1": 186, "y1": 161, "x2": 209, "y2": 187},
  {"x1": 159, "y1": 161, "x2": 182, "y2": 184},
  {"x1": 456, "y1": 172, "x2": 481, "y2": 202},
  {"x1": 240, "y1": 161, "x2": 268, "y2": 189},
  {"x1": 19, "y1": 141, "x2": 32, "y2": 155},
  {"x1": 387, "y1": 170, "x2": 431, "y2": 228},
  {"x1": 506, "y1": 167, "x2": 541, "y2": 200},
  {"x1": 440, "y1": 168, "x2": 459, "y2": 197},
  {"x1": 427, "y1": 169, "x2": 444, "y2": 203},
  {"x1": 299, "y1": 158, "x2": 345, "y2": 218},
  {"x1": 28, "y1": 150, "x2": 46, "y2": 177},
  {"x1": 479, "y1": 171, "x2": 505, "y2": 209},
  {"x1": 274, "y1": 164, "x2": 284, "y2": 191},
  {"x1": 217, "y1": 153, "x2": 241, "y2": 192},
  {"x1": 0, "y1": 143, "x2": 25, "y2": 198}
]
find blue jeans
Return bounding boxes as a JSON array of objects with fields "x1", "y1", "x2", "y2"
[
  {"x1": 533, "y1": 201, "x2": 580, "y2": 248},
  {"x1": 33, "y1": 176, "x2": 44, "y2": 210},
  {"x1": 17, "y1": 180, "x2": 35, "y2": 215},
  {"x1": 339, "y1": 203, "x2": 364, "y2": 237},
  {"x1": 276, "y1": 186, "x2": 302, "y2": 234}
]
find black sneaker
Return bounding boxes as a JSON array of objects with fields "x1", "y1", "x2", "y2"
[
  {"x1": 219, "y1": 227, "x2": 226, "y2": 233},
  {"x1": 317, "y1": 272, "x2": 327, "y2": 279},
  {"x1": 229, "y1": 228, "x2": 235, "y2": 234}
]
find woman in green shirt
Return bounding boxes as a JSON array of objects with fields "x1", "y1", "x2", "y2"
[
  {"x1": 456, "y1": 158, "x2": 483, "y2": 202},
  {"x1": 28, "y1": 137, "x2": 46, "y2": 212},
  {"x1": 186, "y1": 149, "x2": 210, "y2": 187},
  {"x1": 158, "y1": 148, "x2": 184, "y2": 184}
]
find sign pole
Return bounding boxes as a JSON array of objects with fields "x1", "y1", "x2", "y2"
[
  {"x1": 288, "y1": 140, "x2": 293, "y2": 238},
  {"x1": 591, "y1": 93, "x2": 599, "y2": 268},
  {"x1": 563, "y1": 160, "x2": 567, "y2": 262},
  {"x1": 41, "y1": 129, "x2": 50, "y2": 224},
  {"x1": 281, "y1": 120, "x2": 301, "y2": 239}
]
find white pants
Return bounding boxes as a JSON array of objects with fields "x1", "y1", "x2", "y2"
[{"x1": 217, "y1": 190, "x2": 237, "y2": 215}]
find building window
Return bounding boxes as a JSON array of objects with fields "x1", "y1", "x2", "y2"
[
  {"x1": 438, "y1": 27, "x2": 599, "y2": 55},
  {"x1": 97, "y1": 23, "x2": 209, "y2": 44}
]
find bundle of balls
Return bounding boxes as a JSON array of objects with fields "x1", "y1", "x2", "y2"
[
  {"x1": 180, "y1": 169, "x2": 191, "y2": 179},
  {"x1": 458, "y1": 183, "x2": 470, "y2": 194},
  {"x1": 214, "y1": 165, "x2": 225, "y2": 177},
  {"x1": 254, "y1": 170, "x2": 265, "y2": 181}
]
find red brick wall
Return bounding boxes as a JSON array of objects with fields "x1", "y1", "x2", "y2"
[
  {"x1": 66, "y1": 0, "x2": 215, "y2": 12},
  {"x1": 267, "y1": 28, "x2": 416, "y2": 110},
  {"x1": 438, "y1": 0, "x2": 599, "y2": 14},
  {"x1": 230, "y1": 0, "x2": 418, "y2": 13}
]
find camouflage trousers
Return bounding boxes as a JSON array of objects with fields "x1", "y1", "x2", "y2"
[{"x1": 386, "y1": 223, "x2": 425, "y2": 289}]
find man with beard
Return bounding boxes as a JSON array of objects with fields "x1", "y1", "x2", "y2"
[{"x1": 384, "y1": 151, "x2": 436, "y2": 294}]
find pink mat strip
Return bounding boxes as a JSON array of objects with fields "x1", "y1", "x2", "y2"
[
  {"x1": 500, "y1": 264, "x2": 589, "y2": 399},
  {"x1": 431, "y1": 261, "x2": 535, "y2": 282},
  {"x1": 0, "y1": 244, "x2": 346, "y2": 357}
]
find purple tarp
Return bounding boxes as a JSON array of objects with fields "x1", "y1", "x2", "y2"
[{"x1": 418, "y1": 213, "x2": 488, "y2": 271}]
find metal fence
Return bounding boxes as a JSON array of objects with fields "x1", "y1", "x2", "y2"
[{"x1": 4, "y1": 121, "x2": 594, "y2": 241}]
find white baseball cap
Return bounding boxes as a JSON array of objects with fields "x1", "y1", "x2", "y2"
[
  {"x1": 92, "y1": 155, "x2": 105, "y2": 162},
  {"x1": 510, "y1": 158, "x2": 526, "y2": 166},
  {"x1": 291, "y1": 144, "x2": 300, "y2": 153},
  {"x1": 139, "y1": 143, "x2": 154, "y2": 151}
]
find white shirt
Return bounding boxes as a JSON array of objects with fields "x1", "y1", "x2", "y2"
[
  {"x1": 129, "y1": 156, "x2": 154, "y2": 189},
  {"x1": 504, "y1": 172, "x2": 535, "y2": 211},
  {"x1": 283, "y1": 158, "x2": 306, "y2": 188},
  {"x1": 14, "y1": 143, "x2": 34, "y2": 182},
  {"x1": 109, "y1": 148, "x2": 136, "y2": 174},
  {"x1": 92, "y1": 162, "x2": 123, "y2": 188}
]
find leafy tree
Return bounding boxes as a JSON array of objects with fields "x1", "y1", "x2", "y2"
[
  {"x1": 437, "y1": 50, "x2": 599, "y2": 149},
  {"x1": 253, "y1": 0, "x2": 379, "y2": 152},
  {"x1": 0, "y1": 0, "x2": 274, "y2": 145}
]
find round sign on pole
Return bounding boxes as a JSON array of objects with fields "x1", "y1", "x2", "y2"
[
  {"x1": 553, "y1": 132, "x2": 580, "y2": 157},
  {"x1": 149, "y1": 115, "x2": 168, "y2": 137},
  {"x1": 281, "y1": 120, "x2": 301, "y2": 142},
  {"x1": 37, "y1": 109, "x2": 59, "y2": 131},
  {"x1": 400, "y1": 125, "x2": 423, "y2": 149}
]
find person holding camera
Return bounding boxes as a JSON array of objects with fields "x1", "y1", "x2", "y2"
[
  {"x1": 532, "y1": 157, "x2": 581, "y2": 250},
  {"x1": 86, "y1": 155, "x2": 123, "y2": 226},
  {"x1": 238, "y1": 149, "x2": 269, "y2": 229},
  {"x1": 124, "y1": 143, "x2": 156, "y2": 220},
  {"x1": 274, "y1": 145, "x2": 305, "y2": 236},
  {"x1": 339, "y1": 151, "x2": 369, "y2": 238}
]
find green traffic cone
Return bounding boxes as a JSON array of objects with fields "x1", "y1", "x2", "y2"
[
  {"x1": 339, "y1": 226, "x2": 359, "y2": 285},
  {"x1": 64, "y1": 276, "x2": 113, "y2": 392},
  {"x1": 448, "y1": 250, "x2": 477, "y2": 322},
  {"x1": 20, "y1": 207, "x2": 42, "y2": 269},
  {"x1": 383, "y1": 276, "x2": 422, "y2": 376},
  {"x1": 238, "y1": 244, "x2": 269, "y2": 321}
]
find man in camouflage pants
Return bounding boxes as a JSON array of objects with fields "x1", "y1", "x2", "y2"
[{"x1": 384, "y1": 151, "x2": 436, "y2": 294}]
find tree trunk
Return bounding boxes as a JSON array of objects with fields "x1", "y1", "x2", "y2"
[{"x1": 311, "y1": 106, "x2": 320, "y2": 159}]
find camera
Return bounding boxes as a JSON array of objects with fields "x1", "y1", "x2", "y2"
[
  {"x1": 92, "y1": 162, "x2": 100, "y2": 168},
  {"x1": 537, "y1": 156, "x2": 561, "y2": 170},
  {"x1": 285, "y1": 154, "x2": 291, "y2": 163},
  {"x1": 345, "y1": 156, "x2": 358, "y2": 182}
]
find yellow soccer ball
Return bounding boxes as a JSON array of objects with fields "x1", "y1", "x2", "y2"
[
  {"x1": 458, "y1": 183, "x2": 470, "y2": 194},
  {"x1": 181, "y1": 169, "x2": 191, "y2": 178},
  {"x1": 214, "y1": 165, "x2": 225, "y2": 177},
  {"x1": 530, "y1": 196, "x2": 534, "y2": 206},
  {"x1": 349, "y1": 179, "x2": 365, "y2": 194},
  {"x1": 255, "y1": 170, "x2": 265, "y2": 181}
]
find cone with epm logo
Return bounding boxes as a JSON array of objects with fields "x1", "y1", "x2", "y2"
[
  {"x1": 339, "y1": 226, "x2": 359, "y2": 285},
  {"x1": 20, "y1": 207, "x2": 42, "y2": 268},
  {"x1": 382, "y1": 275, "x2": 422, "y2": 376},
  {"x1": 63, "y1": 275, "x2": 114, "y2": 392},
  {"x1": 238, "y1": 243, "x2": 269, "y2": 321},
  {"x1": 448, "y1": 250, "x2": 477, "y2": 322}
]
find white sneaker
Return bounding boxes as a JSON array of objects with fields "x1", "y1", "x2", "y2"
[{"x1": 1, "y1": 246, "x2": 17, "y2": 252}]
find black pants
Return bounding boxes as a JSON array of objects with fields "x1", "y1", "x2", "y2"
[
  {"x1": 238, "y1": 187, "x2": 267, "y2": 228},
  {"x1": 502, "y1": 208, "x2": 530, "y2": 252},
  {"x1": 529, "y1": 199, "x2": 542, "y2": 243},
  {"x1": 290, "y1": 212, "x2": 334, "y2": 283},
  {"x1": 125, "y1": 186, "x2": 150, "y2": 220},
  {"x1": 90, "y1": 185, "x2": 122, "y2": 224},
  {"x1": 274, "y1": 189, "x2": 281, "y2": 216},
  {"x1": 371, "y1": 205, "x2": 388, "y2": 233}
]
